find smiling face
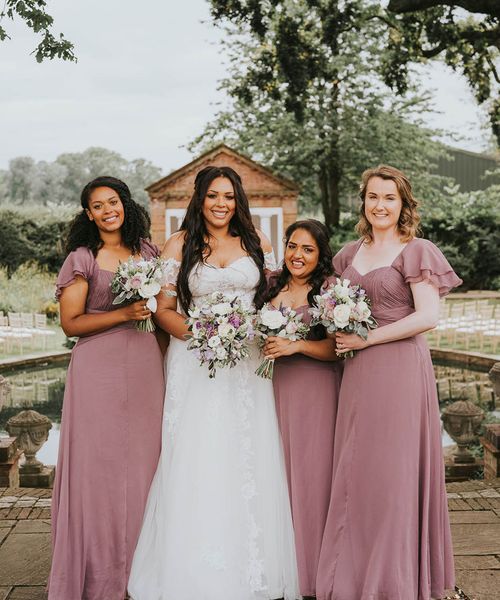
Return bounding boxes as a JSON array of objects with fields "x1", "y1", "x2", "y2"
[
  {"x1": 284, "y1": 228, "x2": 320, "y2": 281},
  {"x1": 363, "y1": 176, "x2": 403, "y2": 233},
  {"x1": 85, "y1": 186, "x2": 125, "y2": 233},
  {"x1": 202, "y1": 177, "x2": 236, "y2": 231}
]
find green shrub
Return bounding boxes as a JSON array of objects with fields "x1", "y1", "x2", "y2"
[{"x1": 0, "y1": 264, "x2": 56, "y2": 314}]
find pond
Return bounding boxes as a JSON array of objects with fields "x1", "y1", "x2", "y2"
[{"x1": 0, "y1": 358, "x2": 498, "y2": 466}]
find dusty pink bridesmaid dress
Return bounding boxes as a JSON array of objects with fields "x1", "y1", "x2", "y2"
[
  {"x1": 316, "y1": 237, "x2": 461, "y2": 600},
  {"x1": 48, "y1": 240, "x2": 164, "y2": 600},
  {"x1": 270, "y1": 274, "x2": 343, "y2": 598}
]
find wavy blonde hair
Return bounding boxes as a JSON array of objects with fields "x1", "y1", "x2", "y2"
[{"x1": 355, "y1": 164, "x2": 421, "y2": 243}]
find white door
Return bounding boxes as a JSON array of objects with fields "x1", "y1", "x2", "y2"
[{"x1": 165, "y1": 207, "x2": 284, "y2": 262}]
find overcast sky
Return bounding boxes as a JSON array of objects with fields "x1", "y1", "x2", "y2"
[{"x1": 0, "y1": 0, "x2": 490, "y2": 174}]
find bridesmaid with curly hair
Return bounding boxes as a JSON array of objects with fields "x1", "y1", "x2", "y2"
[
  {"x1": 48, "y1": 176, "x2": 165, "y2": 600},
  {"x1": 316, "y1": 165, "x2": 461, "y2": 600},
  {"x1": 264, "y1": 220, "x2": 342, "y2": 599}
]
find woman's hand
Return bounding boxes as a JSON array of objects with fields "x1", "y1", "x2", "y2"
[
  {"x1": 263, "y1": 336, "x2": 300, "y2": 359},
  {"x1": 336, "y1": 331, "x2": 370, "y2": 354},
  {"x1": 120, "y1": 299, "x2": 151, "y2": 322}
]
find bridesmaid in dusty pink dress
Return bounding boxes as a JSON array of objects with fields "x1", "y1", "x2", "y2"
[
  {"x1": 316, "y1": 165, "x2": 461, "y2": 600},
  {"x1": 48, "y1": 176, "x2": 165, "y2": 600},
  {"x1": 263, "y1": 220, "x2": 342, "y2": 599}
]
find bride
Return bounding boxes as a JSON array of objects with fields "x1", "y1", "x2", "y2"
[{"x1": 128, "y1": 166, "x2": 299, "y2": 600}]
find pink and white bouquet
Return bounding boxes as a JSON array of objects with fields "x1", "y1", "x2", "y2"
[
  {"x1": 111, "y1": 257, "x2": 174, "y2": 332},
  {"x1": 253, "y1": 303, "x2": 310, "y2": 379},
  {"x1": 309, "y1": 278, "x2": 377, "y2": 357},
  {"x1": 186, "y1": 292, "x2": 255, "y2": 379}
]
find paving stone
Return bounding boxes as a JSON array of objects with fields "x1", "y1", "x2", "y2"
[
  {"x1": 1, "y1": 497, "x2": 19, "y2": 503},
  {"x1": 461, "y1": 492, "x2": 482, "y2": 499},
  {"x1": 28, "y1": 508, "x2": 41, "y2": 520},
  {"x1": 455, "y1": 570, "x2": 500, "y2": 600},
  {"x1": 451, "y1": 523, "x2": 500, "y2": 555},
  {"x1": 0, "y1": 588, "x2": 11, "y2": 600},
  {"x1": 480, "y1": 490, "x2": 500, "y2": 498},
  {"x1": 464, "y1": 498, "x2": 483, "y2": 510},
  {"x1": 15, "y1": 500, "x2": 36, "y2": 508},
  {"x1": 449, "y1": 499, "x2": 473, "y2": 511},
  {"x1": 0, "y1": 520, "x2": 15, "y2": 528},
  {"x1": 7, "y1": 587, "x2": 47, "y2": 600},
  {"x1": 454, "y1": 556, "x2": 500, "y2": 570},
  {"x1": 13, "y1": 520, "x2": 51, "y2": 534},
  {"x1": 0, "y1": 528, "x2": 10, "y2": 546},
  {"x1": 0, "y1": 533, "x2": 51, "y2": 585},
  {"x1": 450, "y1": 511, "x2": 500, "y2": 524},
  {"x1": 448, "y1": 492, "x2": 462, "y2": 499}
]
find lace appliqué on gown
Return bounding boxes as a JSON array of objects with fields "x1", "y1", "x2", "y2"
[{"x1": 128, "y1": 256, "x2": 299, "y2": 600}]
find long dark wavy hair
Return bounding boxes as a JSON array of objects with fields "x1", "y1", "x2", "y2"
[
  {"x1": 265, "y1": 219, "x2": 333, "y2": 308},
  {"x1": 65, "y1": 176, "x2": 151, "y2": 256},
  {"x1": 177, "y1": 166, "x2": 266, "y2": 314}
]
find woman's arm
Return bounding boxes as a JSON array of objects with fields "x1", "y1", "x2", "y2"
[
  {"x1": 153, "y1": 232, "x2": 191, "y2": 341},
  {"x1": 59, "y1": 276, "x2": 150, "y2": 337},
  {"x1": 263, "y1": 335, "x2": 339, "y2": 362},
  {"x1": 336, "y1": 280, "x2": 440, "y2": 354}
]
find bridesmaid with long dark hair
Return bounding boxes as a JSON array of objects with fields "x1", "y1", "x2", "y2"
[
  {"x1": 316, "y1": 165, "x2": 461, "y2": 600},
  {"x1": 263, "y1": 219, "x2": 342, "y2": 599},
  {"x1": 48, "y1": 176, "x2": 164, "y2": 600}
]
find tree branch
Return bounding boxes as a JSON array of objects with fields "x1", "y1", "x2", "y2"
[{"x1": 388, "y1": 0, "x2": 500, "y2": 19}]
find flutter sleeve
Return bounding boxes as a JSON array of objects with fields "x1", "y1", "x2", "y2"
[
  {"x1": 55, "y1": 247, "x2": 95, "y2": 301},
  {"x1": 397, "y1": 238, "x2": 463, "y2": 297},
  {"x1": 332, "y1": 240, "x2": 359, "y2": 277}
]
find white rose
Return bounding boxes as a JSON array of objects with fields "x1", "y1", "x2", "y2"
[
  {"x1": 208, "y1": 335, "x2": 221, "y2": 348},
  {"x1": 334, "y1": 284, "x2": 350, "y2": 300},
  {"x1": 146, "y1": 296, "x2": 157, "y2": 313},
  {"x1": 212, "y1": 302, "x2": 233, "y2": 316},
  {"x1": 355, "y1": 300, "x2": 371, "y2": 321},
  {"x1": 139, "y1": 281, "x2": 161, "y2": 299},
  {"x1": 216, "y1": 346, "x2": 228, "y2": 360},
  {"x1": 333, "y1": 304, "x2": 351, "y2": 329},
  {"x1": 260, "y1": 310, "x2": 287, "y2": 330},
  {"x1": 218, "y1": 323, "x2": 235, "y2": 338}
]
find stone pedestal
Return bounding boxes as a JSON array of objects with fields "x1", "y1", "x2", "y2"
[
  {"x1": 489, "y1": 363, "x2": 500, "y2": 410},
  {"x1": 445, "y1": 460, "x2": 484, "y2": 483},
  {"x1": 6, "y1": 410, "x2": 54, "y2": 489},
  {"x1": 0, "y1": 437, "x2": 22, "y2": 488},
  {"x1": 481, "y1": 424, "x2": 500, "y2": 480}
]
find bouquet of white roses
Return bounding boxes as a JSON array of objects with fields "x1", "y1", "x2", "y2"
[
  {"x1": 111, "y1": 257, "x2": 174, "y2": 332},
  {"x1": 253, "y1": 303, "x2": 310, "y2": 379},
  {"x1": 186, "y1": 292, "x2": 255, "y2": 379},
  {"x1": 309, "y1": 278, "x2": 377, "y2": 357}
]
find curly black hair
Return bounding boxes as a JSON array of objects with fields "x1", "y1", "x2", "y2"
[
  {"x1": 65, "y1": 176, "x2": 151, "y2": 256},
  {"x1": 177, "y1": 166, "x2": 266, "y2": 314},
  {"x1": 265, "y1": 219, "x2": 334, "y2": 308}
]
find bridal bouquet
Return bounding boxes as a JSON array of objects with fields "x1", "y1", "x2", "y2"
[
  {"x1": 186, "y1": 292, "x2": 255, "y2": 378},
  {"x1": 253, "y1": 303, "x2": 310, "y2": 379},
  {"x1": 111, "y1": 257, "x2": 173, "y2": 332},
  {"x1": 309, "y1": 278, "x2": 377, "y2": 358}
]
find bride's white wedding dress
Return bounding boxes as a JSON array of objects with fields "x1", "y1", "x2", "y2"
[{"x1": 128, "y1": 256, "x2": 299, "y2": 600}]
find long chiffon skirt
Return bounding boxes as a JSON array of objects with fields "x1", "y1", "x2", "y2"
[
  {"x1": 316, "y1": 336, "x2": 455, "y2": 600},
  {"x1": 48, "y1": 325, "x2": 164, "y2": 600}
]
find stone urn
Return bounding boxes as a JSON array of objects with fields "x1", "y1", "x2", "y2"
[
  {"x1": 441, "y1": 400, "x2": 485, "y2": 464},
  {"x1": 0, "y1": 375, "x2": 10, "y2": 413},
  {"x1": 6, "y1": 410, "x2": 52, "y2": 473},
  {"x1": 488, "y1": 362, "x2": 500, "y2": 408}
]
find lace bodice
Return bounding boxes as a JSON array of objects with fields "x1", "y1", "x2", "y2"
[
  {"x1": 165, "y1": 252, "x2": 276, "y2": 310},
  {"x1": 189, "y1": 256, "x2": 261, "y2": 307}
]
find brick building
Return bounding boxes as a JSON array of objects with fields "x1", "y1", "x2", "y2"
[{"x1": 147, "y1": 144, "x2": 299, "y2": 261}]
